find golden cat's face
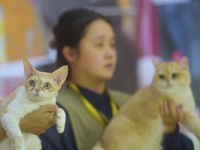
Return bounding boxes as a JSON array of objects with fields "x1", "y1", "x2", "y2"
[{"x1": 152, "y1": 57, "x2": 191, "y2": 92}]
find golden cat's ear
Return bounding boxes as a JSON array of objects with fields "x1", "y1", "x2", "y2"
[
  {"x1": 178, "y1": 57, "x2": 189, "y2": 69},
  {"x1": 152, "y1": 58, "x2": 160, "y2": 69},
  {"x1": 23, "y1": 58, "x2": 37, "y2": 79},
  {"x1": 52, "y1": 65, "x2": 68, "y2": 87}
]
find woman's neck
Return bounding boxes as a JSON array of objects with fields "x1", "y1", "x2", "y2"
[{"x1": 69, "y1": 75, "x2": 106, "y2": 94}]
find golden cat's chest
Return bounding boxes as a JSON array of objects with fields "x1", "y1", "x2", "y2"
[{"x1": 161, "y1": 88, "x2": 195, "y2": 110}]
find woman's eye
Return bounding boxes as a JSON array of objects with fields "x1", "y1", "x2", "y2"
[
  {"x1": 95, "y1": 43, "x2": 103, "y2": 48},
  {"x1": 44, "y1": 82, "x2": 51, "y2": 89},
  {"x1": 29, "y1": 80, "x2": 35, "y2": 87},
  {"x1": 110, "y1": 42, "x2": 116, "y2": 48}
]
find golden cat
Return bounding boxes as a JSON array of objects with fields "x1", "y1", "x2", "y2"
[{"x1": 92, "y1": 57, "x2": 199, "y2": 150}]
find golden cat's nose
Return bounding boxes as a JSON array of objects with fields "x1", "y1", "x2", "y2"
[{"x1": 166, "y1": 80, "x2": 171, "y2": 85}]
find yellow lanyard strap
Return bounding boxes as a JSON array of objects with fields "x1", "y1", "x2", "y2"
[{"x1": 68, "y1": 82, "x2": 118, "y2": 127}]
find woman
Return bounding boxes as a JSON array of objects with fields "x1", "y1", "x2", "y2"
[{"x1": 40, "y1": 8, "x2": 194, "y2": 150}]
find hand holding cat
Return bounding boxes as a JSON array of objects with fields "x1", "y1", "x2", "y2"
[
  {"x1": 19, "y1": 104, "x2": 58, "y2": 135},
  {"x1": 160, "y1": 100, "x2": 184, "y2": 133}
]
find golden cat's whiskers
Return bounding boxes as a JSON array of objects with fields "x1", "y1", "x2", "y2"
[{"x1": 92, "y1": 57, "x2": 199, "y2": 150}]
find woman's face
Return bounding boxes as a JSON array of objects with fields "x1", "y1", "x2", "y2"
[{"x1": 74, "y1": 19, "x2": 117, "y2": 81}]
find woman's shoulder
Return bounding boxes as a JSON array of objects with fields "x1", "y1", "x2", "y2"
[
  {"x1": 108, "y1": 88, "x2": 131, "y2": 98},
  {"x1": 107, "y1": 88, "x2": 131, "y2": 107},
  {"x1": 58, "y1": 86, "x2": 77, "y2": 97},
  {"x1": 57, "y1": 86, "x2": 83, "y2": 108}
]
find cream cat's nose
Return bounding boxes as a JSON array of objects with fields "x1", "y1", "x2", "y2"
[{"x1": 35, "y1": 89, "x2": 40, "y2": 93}]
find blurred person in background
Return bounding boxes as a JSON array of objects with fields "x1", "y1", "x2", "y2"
[
  {"x1": 31, "y1": 0, "x2": 138, "y2": 95},
  {"x1": 39, "y1": 7, "x2": 194, "y2": 150}
]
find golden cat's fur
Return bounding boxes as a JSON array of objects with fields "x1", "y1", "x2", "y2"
[{"x1": 92, "y1": 57, "x2": 199, "y2": 150}]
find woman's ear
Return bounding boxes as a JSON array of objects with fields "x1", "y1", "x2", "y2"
[{"x1": 62, "y1": 46, "x2": 77, "y2": 63}]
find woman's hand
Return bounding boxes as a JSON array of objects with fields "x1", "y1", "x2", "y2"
[
  {"x1": 160, "y1": 100, "x2": 184, "y2": 133},
  {"x1": 20, "y1": 104, "x2": 58, "y2": 135}
]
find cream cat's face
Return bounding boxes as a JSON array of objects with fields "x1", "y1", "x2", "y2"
[
  {"x1": 25, "y1": 73, "x2": 59, "y2": 101},
  {"x1": 152, "y1": 57, "x2": 191, "y2": 93},
  {"x1": 23, "y1": 59, "x2": 68, "y2": 101}
]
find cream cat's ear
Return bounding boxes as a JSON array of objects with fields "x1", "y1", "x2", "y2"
[
  {"x1": 23, "y1": 58, "x2": 37, "y2": 79},
  {"x1": 52, "y1": 65, "x2": 68, "y2": 87},
  {"x1": 178, "y1": 56, "x2": 189, "y2": 69}
]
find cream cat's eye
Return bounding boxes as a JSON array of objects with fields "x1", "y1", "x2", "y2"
[
  {"x1": 44, "y1": 82, "x2": 51, "y2": 89},
  {"x1": 29, "y1": 80, "x2": 35, "y2": 87}
]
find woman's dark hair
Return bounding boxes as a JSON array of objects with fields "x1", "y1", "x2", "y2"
[{"x1": 53, "y1": 8, "x2": 112, "y2": 67}]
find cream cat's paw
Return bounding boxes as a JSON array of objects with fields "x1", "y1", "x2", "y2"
[
  {"x1": 56, "y1": 108, "x2": 66, "y2": 133},
  {"x1": 11, "y1": 136, "x2": 26, "y2": 150}
]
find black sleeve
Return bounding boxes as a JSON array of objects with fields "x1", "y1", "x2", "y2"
[
  {"x1": 162, "y1": 125, "x2": 194, "y2": 150},
  {"x1": 39, "y1": 103, "x2": 77, "y2": 150}
]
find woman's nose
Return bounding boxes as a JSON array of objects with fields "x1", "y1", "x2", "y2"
[{"x1": 105, "y1": 46, "x2": 116, "y2": 58}]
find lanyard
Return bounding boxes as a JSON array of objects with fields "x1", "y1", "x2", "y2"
[{"x1": 68, "y1": 82, "x2": 118, "y2": 127}]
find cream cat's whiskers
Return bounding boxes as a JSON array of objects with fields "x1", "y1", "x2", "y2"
[{"x1": 0, "y1": 58, "x2": 68, "y2": 150}]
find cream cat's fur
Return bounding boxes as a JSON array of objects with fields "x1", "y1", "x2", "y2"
[
  {"x1": 0, "y1": 58, "x2": 68, "y2": 150},
  {"x1": 92, "y1": 57, "x2": 200, "y2": 150}
]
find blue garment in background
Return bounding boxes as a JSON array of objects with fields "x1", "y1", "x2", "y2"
[
  {"x1": 158, "y1": 0, "x2": 200, "y2": 105},
  {"x1": 158, "y1": 0, "x2": 200, "y2": 69}
]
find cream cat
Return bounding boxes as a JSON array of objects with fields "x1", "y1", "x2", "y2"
[
  {"x1": 92, "y1": 57, "x2": 200, "y2": 150},
  {"x1": 0, "y1": 58, "x2": 68, "y2": 150}
]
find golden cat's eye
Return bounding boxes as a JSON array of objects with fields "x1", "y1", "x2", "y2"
[
  {"x1": 29, "y1": 80, "x2": 35, "y2": 87},
  {"x1": 159, "y1": 74, "x2": 165, "y2": 79},
  {"x1": 172, "y1": 73, "x2": 177, "y2": 79},
  {"x1": 44, "y1": 82, "x2": 51, "y2": 89}
]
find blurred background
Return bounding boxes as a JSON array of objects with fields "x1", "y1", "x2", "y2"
[
  {"x1": 0, "y1": 0, "x2": 200, "y2": 148},
  {"x1": 0, "y1": 0, "x2": 139, "y2": 98}
]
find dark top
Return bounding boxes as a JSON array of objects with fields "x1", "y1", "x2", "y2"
[{"x1": 40, "y1": 86, "x2": 194, "y2": 150}]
